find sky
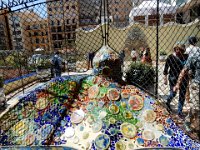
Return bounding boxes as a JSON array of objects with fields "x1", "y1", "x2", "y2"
[
  {"x1": 0, "y1": 0, "x2": 46, "y2": 10},
  {"x1": 1, "y1": 0, "x2": 47, "y2": 18},
  {"x1": 14, "y1": 0, "x2": 46, "y2": 11},
  {"x1": 1, "y1": 0, "x2": 187, "y2": 11}
]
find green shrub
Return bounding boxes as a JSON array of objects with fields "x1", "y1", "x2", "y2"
[
  {"x1": 125, "y1": 62, "x2": 155, "y2": 88},
  {"x1": 4, "y1": 53, "x2": 29, "y2": 68},
  {"x1": 0, "y1": 59, "x2": 5, "y2": 66},
  {"x1": 36, "y1": 59, "x2": 51, "y2": 69},
  {"x1": 0, "y1": 74, "x2": 4, "y2": 88},
  {"x1": 160, "y1": 50, "x2": 167, "y2": 55},
  {"x1": 5, "y1": 55, "x2": 16, "y2": 66}
]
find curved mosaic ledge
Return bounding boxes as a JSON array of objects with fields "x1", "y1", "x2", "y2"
[{"x1": 0, "y1": 75, "x2": 199, "y2": 150}]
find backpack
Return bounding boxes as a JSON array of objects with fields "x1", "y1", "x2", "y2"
[{"x1": 53, "y1": 57, "x2": 61, "y2": 69}]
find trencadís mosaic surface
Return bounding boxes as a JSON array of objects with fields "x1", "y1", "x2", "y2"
[{"x1": 0, "y1": 75, "x2": 199, "y2": 150}]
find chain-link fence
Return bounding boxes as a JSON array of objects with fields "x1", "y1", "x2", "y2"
[{"x1": 0, "y1": 0, "x2": 199, "y2": 147}]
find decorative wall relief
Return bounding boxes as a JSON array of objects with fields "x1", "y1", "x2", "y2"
[{"x1": 125, "y1": 26, "x2": 149, "y2": 51}]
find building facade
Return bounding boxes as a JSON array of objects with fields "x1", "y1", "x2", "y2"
[
  {"x1": 8, "y1": 10, "x2": 49, "y2": 53},
  {"x1": 47, "y1": 0, "x2": 133, "y2": 52},
  {"x1": 47, "y1": 0, "x2": 79, "y2": 52},
  {"x1": 79, "y1": 0, "x2": 133, "y2": 28},
  {"x1": 79, "y1": 0, "x2": 100, "y2": 27},
  {"x1": 108, "y1": 0, "x2": 132, "y2": 27},
  {"x1": 22, "y1": 18, "x2": 49, "y2": 53},
  {"x1": 8, "y1": 12, "x2": 24, "y2": 51},
  {"x1": 0, "y1": 9, "x2": 12, "y2": 50}
]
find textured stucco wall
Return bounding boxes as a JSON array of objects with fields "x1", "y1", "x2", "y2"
[
  {"x1": 75, "y1": 21, "x2": 200, "y2": 60},
  {"x1": 4, "y1": 74, "x2": 37, "y2": 94}
]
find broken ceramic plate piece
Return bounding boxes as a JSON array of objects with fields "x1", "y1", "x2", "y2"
[{"x1": 71, "y1": 109, "x2": 85, "y2": 124}]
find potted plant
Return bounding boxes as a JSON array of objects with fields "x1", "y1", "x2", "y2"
[
  {"x1": 125, "y1": 62, "x2": 155, "y2": 93},
  {"x1": 159, "y1": 50, "x2": 167, "y2": 61}
]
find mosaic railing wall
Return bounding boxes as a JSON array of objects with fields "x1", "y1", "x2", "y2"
[
  {"x1": 0, "y1": 0, "x2": 199, "y2": 146},
  {"x1": 0, "y1": 75, "x2": 200, "y2": 149}
]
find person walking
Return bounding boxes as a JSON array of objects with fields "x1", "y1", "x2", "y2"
[
  {"x1": 119, "y1": 50, "x2": 125, "y2": 64},
  {"x1": 88, "y1": 51, "x2": 95, "y2": 69},
  {"x1": 174, "y1": 37, "x2": 200, "y2": 131},
  {"x1": 185, "y1": 36, "x2": 199, "y2": 102},
  {"x1": 131, "y1": 48, "x2": 138, "y2": 62},
  {"x1": 141, "y1": 47, "x2": 152, "y2": 65},
  {"x1": 163, "y1": 43, "x2": 189, "y2": 118},
  {"x1": 51, "y1": 51, "x2": 63, "y2": 77},
  {"x1": 185, "y1": 36, "x2": 199, "y2": 57}
]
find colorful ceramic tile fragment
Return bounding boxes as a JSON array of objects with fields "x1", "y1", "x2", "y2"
[
  {"x1": 142, "y1": 130, "x2": 155, "y2": 140},
  {"x1": 109, "y1": 104, "x2": 120, "y2": 114},
  {"x1": 128, "y1": 95, "x2": 144, "y2": 111},
  {"x1": 94, "y1": 134, "x2": 110, "y2": 149},
  {"x1": 107, "y1": 88, "x2": 120, "y2": 101},
  {"x1": 143, "y1": 109, "x2": 156, "y2": 123},
  {"x1": 120, "y1": 122, "x2": 137, "y2": 138},
  {"x1": 71, "y1": 109, "x2": 85, "y2": 124},
  {"x1": 115, "y1": 140, "x2": 126, "y2": 150}
]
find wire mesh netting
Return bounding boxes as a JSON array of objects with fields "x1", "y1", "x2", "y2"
[{"x1": 0, "y1": 0, "x2": 200, "y2": 148}]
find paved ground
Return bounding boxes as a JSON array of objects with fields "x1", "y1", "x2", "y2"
[
  {"x1": 157, "y1": 62, "x2": 199, "y2": 140},
  {"x1": 157, "y1": 62, "x2": 199, "y2": 114}
]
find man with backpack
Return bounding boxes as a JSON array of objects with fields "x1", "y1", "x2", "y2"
[{"x1": 51, "y1": 51, "x2": 63, "y2": 77}]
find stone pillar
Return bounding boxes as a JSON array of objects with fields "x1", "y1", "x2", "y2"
[
  {"x1": 160, "y1": 14, "x2": 163, "y2": 26},
  {"x1": 145, "y1": 15, "x2": 148, "y2": 26}
]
